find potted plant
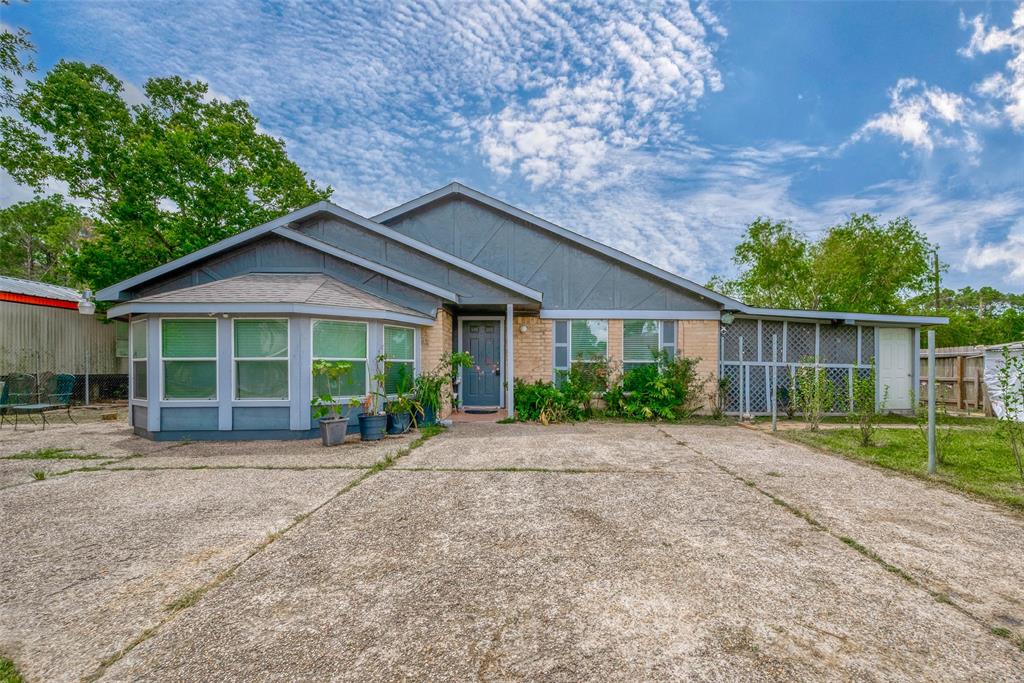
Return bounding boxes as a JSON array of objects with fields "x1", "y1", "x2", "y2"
[
  {"x1": 356, "y1": 354, "x2": 389, "y2": 441},
  {"x1": 310, "y1": 360, "x2": 353, "y2": 447},
  {"x1": 386, "y1": 365, "x2": 424, "y2": 434},
  {"x1": 414, "y1": 351, "x2": 473, "y2": 425}
]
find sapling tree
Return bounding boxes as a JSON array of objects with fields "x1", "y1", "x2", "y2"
[
  {"x1": 995, "y1": 347, "x2": 1024, "y2": 482},
  {"x1": 794, "y1": 360, "x2": 834, "y2": 431},
  {"x1": 848, "y1": 365, "x2": 887, "y2": 446}
]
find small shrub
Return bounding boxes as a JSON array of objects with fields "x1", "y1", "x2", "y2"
[
  {"x1": 514, "y1": 379, "x2": 573, "y2": 424},
  {"x1": 847, "y1": 364, "x2": 886, "y2": 446},
  {"x1": 995, "y1": 346, "x2": 1024, "y2": 482},
  {"x1": 793, "y1": 360, "x2": 834, "y2": 431},
  {"x1": 709, "y1": 375, "x2": 730, "y2": 419},
  {"x1": 605, "y1": 351, "x2": 702, "y2": 420}
]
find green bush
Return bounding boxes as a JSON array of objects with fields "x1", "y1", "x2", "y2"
[
  {"x1": 514, "y1": 379, "x2": 574, "y2": 423},
  {"x1": 605, "y1": 351, "x2": 701, "y2": 420}
]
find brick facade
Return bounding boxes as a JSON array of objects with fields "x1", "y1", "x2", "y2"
[
  {"x1": 420, "y1": 307, "x2": 453, "y2": 417},
  {"x1": 678, "y1": 319, "x2": 720, "y2": 413},
  {"x1": 511, "y1": 315, "x2": 552, "y2": 384}
]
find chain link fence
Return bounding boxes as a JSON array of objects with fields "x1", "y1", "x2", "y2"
[{"x1": 1, "y1": 372, "x2": 128, "y2": 406}]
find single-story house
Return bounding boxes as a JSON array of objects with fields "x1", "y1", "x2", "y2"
[{"x1": 97, "y1": 182, "x2": 947, "y2": 440}]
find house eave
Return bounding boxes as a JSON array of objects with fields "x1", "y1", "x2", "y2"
[
  {"x1": 733, "y1": 306, "x2": 949, "y2": 326},
  {"x1": 106, "y1": 301, "x2": 435, "y2": 326}
]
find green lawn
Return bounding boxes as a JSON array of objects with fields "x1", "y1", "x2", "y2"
[
  {"x1": 779, "y1": 420, "x2": 1024, "y2": 511},
  {"x1": 0, "y1": 656, "x2": 23, "y2": 683}
]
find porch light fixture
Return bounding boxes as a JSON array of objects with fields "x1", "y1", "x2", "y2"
[
  {"x1": 519, "y1": 324, "x2": 529, "y2": 333},
  {"x1": 77, "y1": 289, "x2": 96, "y2": 316},
  {"x1": 721, "y1": 312, "x2": 735, "y2": 325}
]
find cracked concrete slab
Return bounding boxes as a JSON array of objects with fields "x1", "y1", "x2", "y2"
[
  {"x1": 106, "y1": 464, "x2": 1023, "y2": 681},
  {"x1": 662, "y1": 424, "x2": 1024, "y2": 644},
  {"x1": 0, "y1": 467, "x2": 363, "y2": 683}
]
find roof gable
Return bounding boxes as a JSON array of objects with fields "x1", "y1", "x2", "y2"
[
  {"x1": 374, "y1": 184, "x2": 731, "y2": 311},
  {"x1": 372, "y1": 181, "x2": 741, "y2": 309}
]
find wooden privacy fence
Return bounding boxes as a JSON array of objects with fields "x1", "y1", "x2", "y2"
[{"x1": 918, "y1": 346, "x2": 991, "y2": 415}]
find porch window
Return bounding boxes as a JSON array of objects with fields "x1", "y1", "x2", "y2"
[
  {"x1": 161, "y1": 319, "x2": 217, "y2": 400},
  {"x1": 383, "y1": 325, "x2": 415, "y2": 394},
  {"x1": 131, "y1": 319, "x2": 147, "y2": 400},
  {"x1": 234, "y1": 319, "x2": 289, "y2": 400},
  {"x1": 623, "y1": 320, "x2": 676, "y2": 372},
  {"x1": 312, "y1": 320, "x2": 367, "y2": 398}
]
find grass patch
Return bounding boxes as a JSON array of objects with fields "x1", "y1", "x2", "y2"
[
  {"x1": 31, "y1": 471, "x2": 45, "y2": 481},
  {"x1": 495, "y1": 417, "x2": 516, "y2": 424},
  {"x1": 780, "y1": 423, "x2": 1024, "y2": 511},
  {"x1": 5, "y1": 447, "x2": 104, "y2": 461},
  {"x1": 755, "y1": 414, "x2": 992, "y2": 427},
  {"x1": 0, "y1": 656, "x2": 23, "y2": 683}
]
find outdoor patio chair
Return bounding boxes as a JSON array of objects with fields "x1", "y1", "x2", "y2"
[
  {"x1": 9, "y1": 373, "x2": 76, "y2": 430},
  {"x1": 0, "y1": 374, "x2": 37, "y2": 429}
]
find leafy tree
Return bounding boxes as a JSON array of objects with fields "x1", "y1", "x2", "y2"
[
  {"x1": 813, "y1": 214, "x2": 933, "y2": 313},
  {"x1": 712, "y1": 213, "x2": 936, "y2": 314},
  {"x1": 908, "y1": 286, "x2": 1024, "y2": 347},
  {"x1": 708, "y1": 217, "x2": 812, "y2": 309},
  {"x1": 0, "y1": 195, "x2": 87, "y2": 285},
  {"x1": 0, "y1": 0, "x2": 35, "y2": 107},
  {"x1": 0, "y1": 61, "x2": 331, "y2": 291}
]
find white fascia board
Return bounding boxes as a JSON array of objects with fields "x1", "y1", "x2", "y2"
[
  {"x1": 95, "y1": 202, "x2": 334, "y2": 300},
  {"x1": 373, "y1": 183, "x2": 737, "y2": 309},
  {"x1": 540, "y1": 309, "x2": 720, "y2": 320},
  {"x1": 272, "y1": 226, "x2": 460, "y2": 302},
  {"x1": 735, "y1": 306, "x2": 948, "y2": 326},
  {"x1": 106, "y1": 301, "x2": 435, "y2": 326},
  {"x1": 328, "y1": 198, "x2": 542, "y2": 302}
]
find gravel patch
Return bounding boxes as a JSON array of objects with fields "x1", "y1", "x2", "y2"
[
  {"x1": 662, "y1": 424, "x2": 1024, "y2": 644},
  {"x1": 0, "y1": 420, "x2": 170, "y2": 460},
  {"x1": 0, "y1": 467, "x2": 363, "y2": 683},
  {"x1": 0, "y1": 457, "x2": 110, "y2": 489},
  {"x1": 399, "y1": 421, "x2": 709, "y2": 472},
  {"x1": 106, "y1": 463, "x2": 1023, "y2": 681}
]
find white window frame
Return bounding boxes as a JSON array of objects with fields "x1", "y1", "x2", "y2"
[
  {"x1": 383, "y1": 324, "x2": 416, "y2": 396},
  {"x1": 159, "y1": 317, "x2": 218, "y2": 402},
  {"x1": 130, "y1": 318, "x2": 148, "y2": 401},
  {"x1": 232, "y1": 317, "x2": 290, "y2": 401},
  {"x1": 310, "y1": 319, "x2": 369, "y2": 401},
  {"x1": 569, "y1": 319, "x2": 608, "y2": 363}
]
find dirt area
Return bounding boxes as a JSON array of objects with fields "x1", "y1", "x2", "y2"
[{"x1": 1, "y1": 420, "x2": 1022, "y2": 681}]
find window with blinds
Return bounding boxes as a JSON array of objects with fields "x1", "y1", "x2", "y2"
[
  {"x1": 312, "y1": 320, "x2": 367, "y2": 398},
  {"x1": 234, "y1": 319, "x2": 289, "y2": 400},
  {"x1": 131, "y1": 319, "x2": 147, "y2": 400},
  {"x1": 570, "y1": 320, "x2": 608, "y2": 361},
  {"x1": 384, "y1": 325, "x2": 415, "y2": 394},
  {"x1": 161, "y1": 319, "x2": 217, "y2": 400},
  {"x1": 622, "y1": 320, "x2": 676, "y2": 372}
]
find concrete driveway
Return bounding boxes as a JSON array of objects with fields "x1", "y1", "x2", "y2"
[{"x1": 1, "y1": 421, "x2": 1022, "y2": 681}]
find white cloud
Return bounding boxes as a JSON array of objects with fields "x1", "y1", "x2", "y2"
[
  {"x1": 960, "y1": 3, "x2": 1024, "y2": 128},
  {"x1": 966, "y1": 225, "x2": 1024, "y2": 281},
  {"x1": 850, "y1": 78, "x2": 980, "y2": 154}
]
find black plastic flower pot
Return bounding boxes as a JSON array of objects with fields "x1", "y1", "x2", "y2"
[
  {"x1": 319, "y1": 417, "x2": 349, "y2": 447},
  {"x1": 386, "y1": 411, "x2": 412, "y2": 435},
  {"x1": 358, "y1": 413, "x2": 388, "y2": 441}
]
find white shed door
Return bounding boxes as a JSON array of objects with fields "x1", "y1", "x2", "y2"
[{"x1": 878, "y1": 328, "x2": 912, "y2": 409}]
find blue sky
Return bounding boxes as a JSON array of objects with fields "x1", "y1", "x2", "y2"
[{"x1": 2, "y1": 0, "x2": 1023, "y2": 290}]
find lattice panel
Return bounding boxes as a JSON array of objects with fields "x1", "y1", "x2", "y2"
[
  {"x1": 860, "y1": 326, "x2": 875, "y2": 364},
  {"x1": 819, "y1": 325, "x2": 858, "y2": 364},
  {"x1": 786, "y1": 323, "x2": 817, "y2": 363},
  {"x1": 826, "y1": 366, "x2": 851, "y2": 413},
  {"x1": 747, "y1": 365, "x2": 768, "y2": 413},
  {"x1": 721, "y1": 318, "x2": 759, "y2": 361},
  {"x1": 720, "y1": 364, "x2": 742, "y2": 413},
  {"x1": 775, "y1": 365, "x2": 794, "y2": 414},
  {"x1": 760, "y1": 321, "x2": 783, "y2": 363}
]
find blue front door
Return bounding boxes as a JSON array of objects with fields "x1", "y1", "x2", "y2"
[{"x1": 461, "y1": 320, "x2": 502, "y2": 406}]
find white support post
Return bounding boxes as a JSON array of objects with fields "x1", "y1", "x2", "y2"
[
  {"x1": 927, "y1": 330, "x2": 936, "y2": 475},
  {"x1": 738, "y1": 337, "x2": 745, "y2": 420},
  {"x1": 771, "y1": 334, "x2": 778, "y2": 432},
  {"x1": 506, "y1": 304, "x2": 515, "y2": 417}
]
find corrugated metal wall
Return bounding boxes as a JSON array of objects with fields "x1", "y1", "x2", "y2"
[{"x1": 0, "y1": 301, "x2": 125, "y2": 374}]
